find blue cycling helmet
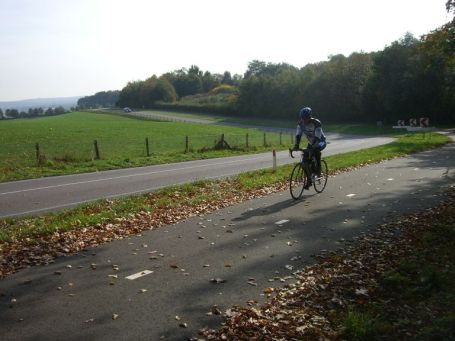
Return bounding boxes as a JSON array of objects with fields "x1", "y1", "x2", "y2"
[{"x1": 299, "y1": 107, "x2": 312, "y2": 119}]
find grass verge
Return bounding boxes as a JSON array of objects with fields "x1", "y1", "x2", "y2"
[{"x1": 0, "y1": 132, "x2": 450, "y2": 277}]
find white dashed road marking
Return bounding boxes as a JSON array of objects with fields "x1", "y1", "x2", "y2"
[
  {"x1": 275, "y1": 220, "x2": 289, "y2": 225},
  {"x1": 125, "y1": 270, "x2": 153, "y2": 280}
]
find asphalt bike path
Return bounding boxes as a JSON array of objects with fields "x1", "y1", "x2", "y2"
[
  {"x1": 0, "y1": 137, "x2": 453, "y2": 340},
  {"x1": 0, "y1": 133, "x2": 392, "y2": 218}
]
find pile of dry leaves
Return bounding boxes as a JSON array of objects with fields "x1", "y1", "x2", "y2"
[
  {"x1": 197, "y1": 188, "x2": 455, "y2": 340},
  {"x1": 0, "y1": 180, "x2": 287, "y2": 277}
]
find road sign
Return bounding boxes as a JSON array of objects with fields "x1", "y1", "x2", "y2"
[
  {"x1": 409, "y1": 118, "x2": 417, "y2": 127},
  {"x1": 397, "y1": 120, "x2": 405, "y2": 126},
  {"x1": 420, "y1": 117, "x2": 429, "y2": 128}
]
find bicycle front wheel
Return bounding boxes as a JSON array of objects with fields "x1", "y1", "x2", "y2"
[
  {"x1": 289, "y1": 163, "x2": 307, "y2": 200},
  {"x1": 313, "y1": 159, "x2": 328, "y2": 193}
]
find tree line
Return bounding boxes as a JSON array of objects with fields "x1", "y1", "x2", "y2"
[
  {"x1": 0, "y1": 106, "x2": 68, "y2": 120},
  {"x1": 77, "y1": 90, "x2": 120, "y2": 109},
  {"x1": 116, "y1": 66, "x2": 241, "y2": 109},
  {"x1": 100, "y1": 3, "x2": 454, "y2": 123}
]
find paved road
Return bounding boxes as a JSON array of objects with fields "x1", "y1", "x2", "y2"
[
  {"x1": 121, "y1": 110, "x2": 295, "y2": 133},
  {"x1": 0, "y1": 138, "x2": 453, "y2": 340},
  {"x1": 0, "y1": 133, "x2": 393, "y2": 218}
]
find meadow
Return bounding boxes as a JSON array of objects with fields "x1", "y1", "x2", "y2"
[{"x1": 0, "y1": 111, "x2": 290, "y2": 182}]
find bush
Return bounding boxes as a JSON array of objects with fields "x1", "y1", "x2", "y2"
[{"x1": 209, "y1": 84, "x2": 239, "y2": 95}]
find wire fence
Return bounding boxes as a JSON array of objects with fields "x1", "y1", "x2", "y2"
[{"x1": 0, "y1": 132, "x2": 295, "y2": 167}]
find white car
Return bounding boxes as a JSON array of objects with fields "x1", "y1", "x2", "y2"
[{"x1": 123, "y1": 107, "x2": 132, "y2": 113}]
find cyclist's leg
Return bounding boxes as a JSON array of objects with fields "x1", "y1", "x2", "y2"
[
  {"x1": 304, "y1": 146, "x2": 313, "y2": 189},
  {"x1": 313, "y1": 141, "x2": 326, "y2": 176}
]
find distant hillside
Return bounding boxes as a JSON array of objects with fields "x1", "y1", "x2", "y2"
[{"x1": 0, "y1": 96, "x2": 81, "y2": 111}]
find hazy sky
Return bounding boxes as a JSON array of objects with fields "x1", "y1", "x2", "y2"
[{"x1": 0, "y1": 0, "x2": 451, "y2": 101}]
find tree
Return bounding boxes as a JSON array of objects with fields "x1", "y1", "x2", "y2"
[
  {"x1": 417, "y1": 20, "x2": 455, "y2": 123},
  {"x1": 0, "y1": 108, "x2": 3, "y2": 119},
  {"x1": 6, "y1": 109, "x2": 19, "y2": 118},
  {"x1": 155, "y1": 78, "x2": 177, "y2": 103},
  {"x1": 117, "y1": 76, "x2": 177, "y2": 108},
  {"x1": 362, "y1": 33, "x2": 421, "y2": 122},
  {"x1": 78, "y1": 91, "x2": 120, "y2": 108},
  {"x1": 201, "y1": 71, "x2": 220, "y2": 92},
  {"x1": 54, "y1": 106, "x2": 66, "y2": 115},
  {"x1": 221, "y1": 71, "x2": 233, "y2": 85},
  {"x1": 446, "y1": 0, "x2": 455, "y2": 16},
  {"x1": 243, "y1": 60, "x2": 267, "y2": 79}
]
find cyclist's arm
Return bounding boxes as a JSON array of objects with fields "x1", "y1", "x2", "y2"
[
  {"x1": 309, "y1": 119, "x2": 325, "y2": 149},
  {"x1": 294, "y1": 124, "x2": 303, "y2": 149}
]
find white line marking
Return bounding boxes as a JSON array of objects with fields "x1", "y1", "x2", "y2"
[
  {"x1": 275, "y1": 219, "x2": 289, "y2": 225},
  {"x1": 0, "y1": 156, "x2": 270, "y2": 196},
  {"x1": 346, "y1": 194, "x2": 356, "y2": 197},
  {"x1": 0, "y1": 171, "x2": 250, "y2": 218},
  {"x1": 125, "y1": 270, "x2": 153, "y2": 280}
]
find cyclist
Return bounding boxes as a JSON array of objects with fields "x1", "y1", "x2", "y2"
[{"x1": 292, "y1": 107, "x2": 327, "y2": 188}]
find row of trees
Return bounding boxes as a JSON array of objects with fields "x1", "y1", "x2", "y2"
[
  {"x1": 111, "y1": 2, "x2": 454, "y2": 123},
  {"x1": 0, "y1": 107, "x2": 67, "y2": 119},
  {"x1": 237, "y1": 22, "x2": 454, "y2": 124},
  {"x1": 77, "y1": 90, "x2": 120, "y2": 109},
  {"x1": 116, "y1": 66, "x2": 242, "y2": 108}
]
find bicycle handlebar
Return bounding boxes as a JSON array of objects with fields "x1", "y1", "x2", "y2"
[{"x1": 289, "y1": 148, "x2": 306, "y2": 159}]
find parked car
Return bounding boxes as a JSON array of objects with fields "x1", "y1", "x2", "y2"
[{"x1": 123, "y1": 107, "x2": 132, "y2": 113}]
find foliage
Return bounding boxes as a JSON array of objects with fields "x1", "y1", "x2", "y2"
[
  {"x1": 77, "y1": 90, "x2": 120, "y2": 108},
  {"x1": 447, "y1": 0, "x2": 455, "y2": 15},
  {"x1": 161, "y1": 65, "x2": 242, "y2": 99},
  {"x1": 111, "y1": 4, "x2": 454, "y2": 123},
  {"x1": 209, "y1": 84, "x2": 239, "y2": 95},
  {"x1": 2, "y1": 106, "x2": 67, "y2": 119},
  {"x1": 116, "y1": 76, "x2": 177, "y2": 108}
]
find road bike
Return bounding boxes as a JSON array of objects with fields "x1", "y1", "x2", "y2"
[{"x1": 289, "y1": 148, "x2": 328, "y2": 200}]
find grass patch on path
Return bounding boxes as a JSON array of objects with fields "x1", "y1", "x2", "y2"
[{"x1": 0, "y1": 133, "x2": 450, "y2": 277}]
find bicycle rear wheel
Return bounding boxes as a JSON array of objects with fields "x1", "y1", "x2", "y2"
[
  {"x1": 313, "y1": 159, "x2": 328, "y2": 193},
  {"x1": 289, "y1": 163, "x2": 307, "y2": 200}
]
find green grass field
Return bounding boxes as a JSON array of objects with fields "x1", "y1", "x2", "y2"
[{"x1": 0, "y1": 111, "x2": 290, "y2": 182}]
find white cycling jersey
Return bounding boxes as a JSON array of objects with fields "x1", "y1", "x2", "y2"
[{"x1": 296, "y1": 118, "x2": 326, "y2": 146}]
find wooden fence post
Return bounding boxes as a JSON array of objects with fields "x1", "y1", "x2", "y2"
[
  {"x1": 246, "y1": 133, "x2": 249, "y2": 148},
  {"x1": 263, "y1": 133, "x2": 266, "y2": 147},
  {"x1": 279, "y1": 132, "x2": 282, "y2": 145},
  {"x1": 145, "y1": 137, "x2": 150, "y2": 156},
  {"x1": 185, "y1": 136, "x2": 189, "y2": 153},
  {"x1": 35, "y1": 143, "x2": 40, "y2": 164},
  {"x1": 272, "y1": 149, "x2": 277, "y2": 172},
  {"x1": 94, "y1": 140, "x2": 100, "y2": 160}
]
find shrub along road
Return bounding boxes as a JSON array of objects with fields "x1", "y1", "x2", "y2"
[
  {"x1": 0, "y1": 133, "x2": 392, "y2": 218},
  {"x1": 0, "y1": 137, "x2": 453, "y2": 340}
]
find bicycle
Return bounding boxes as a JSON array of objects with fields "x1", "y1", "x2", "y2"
[{"x1": 289, "y1": 148, "x2": 328, "y2": 200}]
